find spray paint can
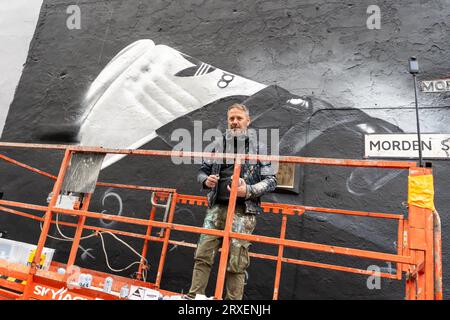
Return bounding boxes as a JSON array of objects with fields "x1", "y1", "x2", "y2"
[
  {"x1": 57, "y1": 268, "x2": 66, "y2": 275},
  {"x1": 85, "y1": 274, "x2": 93, "y2": 288},
  {"x1": 78, "y1": 273, "x2": 86, "y2": 287},
  {"x1": 119, "y1": 284, "x2": 129, "y2": 299},
  {"x1": 103, "y1": 277, "x2": 113, "y2": 293}
]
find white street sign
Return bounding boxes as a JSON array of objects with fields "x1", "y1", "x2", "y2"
[{"x1": 365, "y1": 134, "x2": 450, "y2": 159}]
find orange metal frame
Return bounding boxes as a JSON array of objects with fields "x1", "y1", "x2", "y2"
[{"x1": 0, "y1": 142, "x2": 443, "y2": 300}]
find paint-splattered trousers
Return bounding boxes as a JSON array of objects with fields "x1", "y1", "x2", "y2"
[{"x1": 188, "y1": 203, "x2": 256, "y2": 300}]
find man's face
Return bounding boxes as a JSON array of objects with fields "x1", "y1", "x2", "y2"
[{"x1": 227, "y1": 107, "x2": 250, "y2": 136}]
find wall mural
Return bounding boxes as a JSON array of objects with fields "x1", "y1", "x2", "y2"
[{"x1": 0, "y1": 0, "x2": 449, "y2": 299}]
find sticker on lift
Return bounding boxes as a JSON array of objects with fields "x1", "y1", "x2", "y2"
[{"x1": 129, "y1": 285, "x2": 162, "y2": 300}]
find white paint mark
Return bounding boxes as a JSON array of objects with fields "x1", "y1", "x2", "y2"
[
  {"x1": 99, "y1": 189, "x2": 123, "y2": 227},
  {"x1": 79, "y1": 245, "x2": 95, "y2": 260}
]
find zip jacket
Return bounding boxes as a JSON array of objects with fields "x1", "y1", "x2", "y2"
[{"x1": 197, "y1": 131, "x2": 278, "y2": 214}]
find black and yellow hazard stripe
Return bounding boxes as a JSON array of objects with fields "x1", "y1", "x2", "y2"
[{"x1": 0, "y1": 274, "x2": 27, "y2": 285}]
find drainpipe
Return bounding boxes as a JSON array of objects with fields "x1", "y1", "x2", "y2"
[{"x1": 433, "y1": 209, "x2": 443, "y2": 300}]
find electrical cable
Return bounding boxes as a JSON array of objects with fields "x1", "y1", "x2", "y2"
[
  {"x1": 39, "y1": 213, "x2": 96, "y2": 241},
  {"x1": 39, "y1": 214, "x2": 148, "y2": 282},
  {"x1": 98, "y1": 232, "x2": 148, "y2": 282},
  {"x1": 55, "y1": 213, "x2": 97, "y2": 240}
]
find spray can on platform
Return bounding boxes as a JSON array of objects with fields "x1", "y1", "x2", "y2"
[
  {"x1": 78, "y1": 273, "x2": 87, "y2": 288},
  {"x1": 119, "y1": 284, "x2": 129, "y2": 299},
  {"x1": 85, "y1": 274, "x2": 93, "y2": 288},
  {"x1": 103, "y1": 277, "x2": 113, "y2": 293}
]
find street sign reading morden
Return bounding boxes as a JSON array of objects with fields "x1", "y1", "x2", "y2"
[
  {"x1": 420, "y1": 79, "x2": 450, "y2": 93},
  {"x1": 365, "y1": 134, "x2": 450, "y2": 159}
]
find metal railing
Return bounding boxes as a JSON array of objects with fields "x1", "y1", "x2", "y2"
[{"x1": 0, "y1": 142, "x2": 442, "y2": 300}]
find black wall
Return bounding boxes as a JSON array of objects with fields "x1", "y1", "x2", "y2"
[{"x1": 1, "y1": 0, "x2": 449, "y2": 299}]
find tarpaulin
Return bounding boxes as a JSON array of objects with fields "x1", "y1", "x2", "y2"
[{"x1": 408, "y1": 174, "x2": 435, "y2": 210}]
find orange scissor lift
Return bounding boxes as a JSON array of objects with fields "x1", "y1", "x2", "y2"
[{"x1": 0, "y1": 142, "x2": 443, "y2": 300}]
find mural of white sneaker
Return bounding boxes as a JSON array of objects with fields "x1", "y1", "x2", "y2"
[{"x1": 78, "y1": 39, "x2": 266, "y2": 168}]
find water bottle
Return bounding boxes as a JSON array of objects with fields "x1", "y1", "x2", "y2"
[{"x1": 103, "y1": 277, "x2": 113, "y2": 293}]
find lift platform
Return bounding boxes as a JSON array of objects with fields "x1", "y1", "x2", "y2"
[{"x1": 0, "y1": 142, "x2": 443, "y2": 300}]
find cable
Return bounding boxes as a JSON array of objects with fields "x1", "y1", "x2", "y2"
[
  {"x1": 104, "y1": 231, "x2": 147, "y2": 262},
  {"x1": 40, "y1": 222, "x2": 74, "y2": 242},
  {"x1": 39, "y1": 214, "x2": 97, "y2": 241},
  {"x1": 99, "y1": 233, "x2": 141, "y2": 272},
  {"x1": 108, "y1": 231, "x2": 149, "y2": 282},
  {"x1": 99, "y1": 232, "x2": 148, "y2": 282},
  {"x1": 55, "y1": 213, "x2": 97, "y2": 241},
  {"x1": 39, "y1": 210, "x2": 149, "y2": 282}
]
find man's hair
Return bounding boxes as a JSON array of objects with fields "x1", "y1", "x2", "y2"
[{"x1": 227, "y1": 103, "x2": 250, "y2": 117}]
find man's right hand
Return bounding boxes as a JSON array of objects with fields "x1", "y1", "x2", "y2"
[{"x1": 204, "y1": 174, "x2": 219, "y2": 188}]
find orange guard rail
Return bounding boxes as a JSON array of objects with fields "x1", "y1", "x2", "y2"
[{"x1": 0, "y1": 142, "x2": 443, "y2": 300}]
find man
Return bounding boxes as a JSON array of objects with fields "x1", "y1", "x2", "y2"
[{"x1": 187, "y1": 103, "x2": 277, "y2": 300}]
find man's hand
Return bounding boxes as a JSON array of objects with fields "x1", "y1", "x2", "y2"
[
  {"x1": 227, "y1": 178, "x2": 247, "y2": 198},
  {"x1": 204, "y1": 174, "x2": 219, "y2": 188}
]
